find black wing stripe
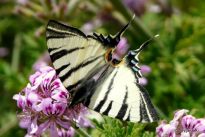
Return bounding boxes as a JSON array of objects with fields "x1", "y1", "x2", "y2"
[
  {"x1": 48, "y1": 47, "x2": 60, "y2": 53},
  {"x1": 116, "y1": 104, "x2": 128, "y2": 119},
  {"x1": 60, "y1": 55, "x2": 103, "y2": 82},
  {"x1": 115, "y1": 86, "x2": 128, "y2": 119},
  {"x1": 136, "y1": 71, "x2": 142, "y2": 78},
  {"x1": 125, "y1": 109, "x2": 131, "y2": 121},
  {"x1": 46, "y1": 35, "x2": 68, "y2": 40},
  {"x1": 138, "y1": 85, "x2": 159, "y2": 122},
  {"x1": 66, "y1": 79, "x2": 83, "y2": 91},
  {"x1": 102, "y1": 101, "x2": 113, "y2": 115},
  {"x1": 46, "y1": 28, "x2": 77, "y2": 40},
  {"x1": 50, "y1": 49, "x2": 68, "y2": 62},
  {"x1": 94, "y1": 71, "x2": 118, "y2": 112},
  {"x1": 123, "y1": 86, "x2": 128, "y2": 103},
  {"x1": 84, "y1": 65, "x2": 110, "y2": 107},
  {"x1": 56, "y1": 63, "x2": 70, "y2": 75},
  {"x1": 47, "y1": 20, "x2": 87, "y2": 38},
  {"x1": 50, "y1": 47, "x2": 85, "y2": 62},
  {"x1": 139, "y1": 94, "x2": 149, "y2": 122}
]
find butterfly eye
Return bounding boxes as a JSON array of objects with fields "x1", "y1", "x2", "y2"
[
  {"x1": 112, "y1": 59, "x2": 121, "y2": 65},
  {"x1": 105, "y1": 49, "x2": 112, "y2": 62}
]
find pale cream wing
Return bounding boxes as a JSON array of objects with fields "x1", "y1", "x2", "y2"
[
  {"x1": 84, "y1": 64, "x2": 159, "y2": 123},
  {"x1": 46, "y1": 20, "x2": 107, "y2": 91}
]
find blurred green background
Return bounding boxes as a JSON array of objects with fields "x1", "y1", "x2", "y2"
[{"x1": 1, "y1": 0, "x2": 205, "y2": 136}]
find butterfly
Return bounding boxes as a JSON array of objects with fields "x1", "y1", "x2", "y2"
[{"x1": 46, "y1": 19, "x2": 159, "y2": 123}]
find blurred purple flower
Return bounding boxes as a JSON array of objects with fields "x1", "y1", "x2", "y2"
[
  {"x1": 112, "y1": 37, "x2": 129, "y2": 60},
  {"x1": 156, "y1": 109, "x2": 205, "y2": 137},
  {"x1": 81, "y1": 22, "x2": 95, "y2": 34},
  {"x1": 81, "y1": 19, "x2": 102, "y2": 35},
  {"x1": 123, "y1": 0, "x2": 148, "y2": 16},
  {"x1": 34, "y1": 26, "x2": 45, "y2": 37},
  {"x1": 139, "y1": 77, "x2": 148, "y2": 86},
  {"x1": 32, "y1": 52, "x2": 51, "y2": 71},
  {"x1": 0, "y1": 47, "x2": 9, "y2": 57},
  {"x1": 140, "y1": 65, "x2": 151, "y2": 74},
  {"x1": 139, "y1": 65, "x2": 151, "y2": 86},
  {"x1": 13, "y1": 66, "x2": 93, "y2": 137},
  {"x1": 17, "y1": 0, "x2": 28, "y2": 5}
]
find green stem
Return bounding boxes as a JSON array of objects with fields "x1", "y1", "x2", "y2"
[
  {"x1": 11, "y1": 34, "x2": 21, "y2": 72},
  {"x1": 71, "y1": 121, "x2": 91, "y2": 137},
  {"x1": 74, "y1": 127, "x2": 92, "y2": 137}
]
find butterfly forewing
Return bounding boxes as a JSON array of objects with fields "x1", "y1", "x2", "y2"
[{"x1": 46, "y1": 20, "x2": 107, "y2": 91}]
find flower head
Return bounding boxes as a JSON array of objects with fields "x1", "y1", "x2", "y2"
[
  {"x1": 156, "y1": 109, "x2": 205, "y2": 137},
  {"x1": 0, "y1": 47, "x2": 9, "y2": 57},
  {"x1": 17, "y1": 0, "x2": 28, "y2": 5},
  {"x1": 13, "y1": 66, "x2": 92, "y2": 137},
  {"x1": 140, "y1": 65, "x2": 152, "y2": 74},
  {"x1": 156, "y1": 121, "x2": 176, "y2": 137},
  {"x1": 32, "y1": 52, "x2": 52, "y2": 71},
  {"x1": 123, "y1": 0, "x2": 147, "y2": 16}
]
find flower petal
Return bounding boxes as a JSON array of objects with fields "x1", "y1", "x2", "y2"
[
  {"x1": 140, "y1": 65, "x2": 151, "y2": 74},
  {"x1": 156, "y1": 122, "x2": 176, "y2": 137},
  {"x1": 180, "y1": 131, "x2": 190, "y2": 137},
  {"x1": 173, "y1": 109, "x2": 189, "y2": 121},
  {"x1": 13, "y1": 94, "x2": 26, "y2": 109},
  {"x1": 181, "y1": 115, "x2": 196, "y2": 131},
  {"x1": 18, "y1": 113, "x2": 32, "y2": 129},
  {"x1": 41, "y1": 98, "x2": 53, "y2": 115},
  {"x1": 50, "y1": 122, "x2": 59, "y2": 137},
  {"x1": 58, "y1": 127, "x2": 75, "y2": 137},
  {"x1": 34, "y1": 120, "x2": 50, "y2": 136},
  {"x1": 195, "y1": 119, "x2": 205, "y2": 133},
  {"x1": 53, "y1": 102, "x2": 67, "y2": 116},
  {"x1": 56, "y1": 118, "x2": 71, "y2": 129},
  {"x1": 29, "y1": 116, "x2": 38, "y2": 134},
  {"x1": 51, "y1": 90, "x2": 68, "y2": 103},
  {"x1": 198, "y1": 133, "x2": 205, "y2": 137}
]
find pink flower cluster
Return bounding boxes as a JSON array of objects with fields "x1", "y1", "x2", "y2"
[
  {"x1": 156, "y1": 109, "x2": 205, "y2": 137},
  {"x1": 13, "y1": 66, "x2": 92, "y2": 137}
]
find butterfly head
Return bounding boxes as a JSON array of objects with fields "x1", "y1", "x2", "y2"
[
  {"x1": 104, "y1": 16, "x2": 135, "y2": 67},
  {"x1": 105, "y1": 38, "x2": 130, "y2": 67}
]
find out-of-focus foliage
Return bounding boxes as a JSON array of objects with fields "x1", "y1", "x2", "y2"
[{"x1": 1, "y1": 0, "x2": 205, "y2": 136}]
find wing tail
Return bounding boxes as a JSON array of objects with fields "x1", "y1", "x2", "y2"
[{"x1": 138, "y1": 84, "x2": 159, "y2": 122}]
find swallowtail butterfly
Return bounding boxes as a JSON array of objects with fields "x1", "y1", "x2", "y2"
[{"x1": 46, "y1": 19, "x2": 159, "y2": 123}]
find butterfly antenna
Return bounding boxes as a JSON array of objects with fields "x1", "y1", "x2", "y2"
[
  {"x1": 135, "y1": 34, "x2": 159, "y2": 53},
  {"x1": 114, "y1": 14, "x2": 135, "y2": 43}
]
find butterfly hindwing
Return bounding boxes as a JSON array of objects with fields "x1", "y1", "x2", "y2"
[
  {"x1": 46, "y1": 20, "x2": 108, "y2": 91},
  {"x1": 78, "y1": 62, "x2": 158, "y2": 123}
]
